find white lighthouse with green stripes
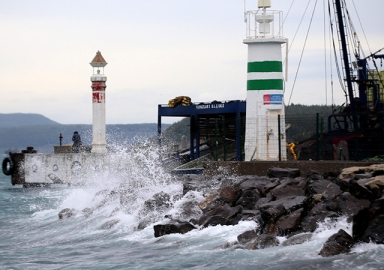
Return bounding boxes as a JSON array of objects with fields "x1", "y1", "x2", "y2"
[{"x1": 244, "y1": 0, "x2": 288, "y2": 161}]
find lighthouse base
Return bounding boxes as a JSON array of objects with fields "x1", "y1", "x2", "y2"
[{"x1": 91, "y1": 144, "x2": 107, "y2": 154}]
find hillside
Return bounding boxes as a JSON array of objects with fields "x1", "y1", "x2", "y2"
[
  {"x1": 0, "y1": 113, "x2": 59, "y2": 128},
  {"x1": 0, "y1": 113, "x2": 169, "y2": 154},
  {"x1": 161, "y1": 104, "x2": 339, "y2": 143},
  {"x1": 1, "y1": 105, "x2": 338, "y2": 154}
]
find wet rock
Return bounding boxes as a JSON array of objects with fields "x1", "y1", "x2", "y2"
[
  {"x1": 348, "y1": 179, "x2": 375, "y2": 200},
  {"x1": 82, "y1": 207, "x2": 93, "y2": 218},
  {"x1": 237, "y1": 230, "x2": 258, "y2": 244},
  {"x1": 300, "y1": 202, "x2": 338, "y2": 232},
  {"x1": 137, "y1": 216, "x2": 157, "y2": 230},
  {"x1": 58, "y1": 208, "x2": 76, "y2": 219},
  {"x1": 261, "y1": 180, "x2": 280, "y2": 195},
  {"x1": 307, "y1": 180, "x2": 343, "y2": 200},
  {"x1": 260, "y1": 196, "x2": 307, "y2": 216},
  {"x1": 247, "y1": 234, "x2": 279, "y2": 250},
  {"x1": 269, "y1": 178, "x2": 308, "y2": 199},
  {"x1": 238, "y1": 176, "x2": 271, "y2": 192},
  {"x1": 144, "y1": 191, "x2": 172, "y2": 211},
  {"x1": 267, "y1": 167, "x2": 300, "y2": 178},
  {"x1": 240, "y1": 210, "x2": 264, "y2": 228},
  {"x1": 318, "y1": 229, "x2": 354, "y2": 257},
  {"x1": 338, "y1": 166, "x2": 368, "y2": 180},
  {"x1": 334, "y1": 192, "x2": 370, "y2": 218},
  {"x1": 275, "y1": 208, "x2": 303, "y2": 236},
  {"x1": 174, "y1": 193, "x2": 203, "y2": 221},
  {"x1": 357, "y1": 215, "x2": 384, "y2": 244},
  {"x1": 354, "y1": 173, "x2": 373, "y2": 180},
  {"x1": 338, "y1": 164, "x2": 384, "y2": 180},
  {"x1": 353, "y1": 197, "x2": 384, "y2": 244},
  {"x1": 201, "y1": 215, "x2": 227, "y2": 227},
  {"x1": 198, "y1": 204, "x2": 243, "y2": 227},
  {"x1": 99, "y1": 219, "x2": 119, "y2": 230},
  {"x1": 281, "y1": 233, "x2": 312, "y2": 247},
  {"x1": 362, "y1": 176, "x2": 384, "y2": 198},
  {"x1": 259, "y1": 203, "x2": 286, "y2": 221},
  {"x1": 154, "y1": 221, "x2": 196, "y2": 237},
  {"x1": 235, "y1": 189, "x2": 261, "y2": 209},
  {"x1": 199, "y1": 186, "x2": 238, "y2": 213},
  {"x1": 338, "y1": 177, "x2": 352, "y2": 192},
  {"x1": 255, "y1": 197, "x2": 273, "y2": 210},
  {"x1": 312, "y1": 194, "x2": 323, "y2": 202},
  {"x1": 306, "y1": 171, "x2": 324, "y2": 181}
]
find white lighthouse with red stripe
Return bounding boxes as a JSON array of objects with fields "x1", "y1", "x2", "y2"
[{"x1": 90, "y1": 51, "x2": 107, "y2": 154}]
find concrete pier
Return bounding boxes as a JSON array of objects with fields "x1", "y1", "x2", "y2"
[{"x1": 204, "y1": 160, "x2": 384, "y2": 177}]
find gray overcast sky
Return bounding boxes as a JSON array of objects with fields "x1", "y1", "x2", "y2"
[{"x1": 1, "y1": 0, "x2": 383, "y2": 124}]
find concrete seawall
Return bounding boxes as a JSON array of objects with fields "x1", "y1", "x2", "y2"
[{"x1": 203, "y1": 161, "x2": 384, "y2": 177}]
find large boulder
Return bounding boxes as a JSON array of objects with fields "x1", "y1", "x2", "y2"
[
  {"x1": 235, "y1": 189, "x2": 261, "y2": 210},
  {"x1": 144, "y1": 191, "x2": 172, "y2": 211},
  {"x1": 338, "y1": 164, "x2": 384, "y2": 180},
  {"x1": 237, "y1": 176, "x2": 271, "y2": 192},
  {"x1": 318, "y1": 229, "x2": 354, "y2": 257},
  {"x1": 58, "y1": 208, "x2": 76, "y2": 219},
  {"x1": 247, "y1": 234, "x2": 279, "y2": 250},
  {"x1": 353, "y1": 197, "x2": 384, "y2": 244},
  {"x1": 261, "y1": 180, "x2": 280, "y2": 195},
  {"x1": 364, "y1": 176, "x2": 384, "y2": 197},
  {"x1": 348, "y1": 179, "x2": 375, "y2": 201},
  {"x1": 281, "y1": 233, "x2": 312, "y2": 247},
  {"x1": 172, "y1": 192, "x2": 203, "y2": 221},
  {"x1": 154, "y1": 221, "x2": 196, "y2": 237},
  {"x1": 334, "y1": 192, "x2": 370, "y2": 218},
  {"x1": 306, "y1": 180, "x2": 343, "y2": 200},
  {"x1": 275, "y1": 208, "x2": 303, "y2": 236},
  {"x1": 199, "y1": 186, "x2": 238, "y2": 213},
  {"x1": 306, "y1": 171, "x2": 324, "y2": 181},
  {"x1": 260, "y1": 196, "x2": 307, "y2": 215},
  {"x1": 237, "y1": 229, "x2": 258, "y2": 244},
  {"x1": 338, "y1": 166, "x2": 368, "y2": 180},
  {"x1": 198, "y1": 204, "x2": 243, "y2": 227},
  {"x1": 269, "y1": 178, "x2": 308, "y2": 199},
  {"x1": 259, "y1": 203, "x2": 286, "y2": 222},
  {"x1": 255, "y1": 197, "x2": 273, "y2": 210},
  {"x1": 240, "y1": 210, "x2": 264, "y2": 229},
  {"x1": 300, "y1": 202, "x2": 338, "y2": 232}
]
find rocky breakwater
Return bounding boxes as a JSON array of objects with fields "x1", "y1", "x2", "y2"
[{"x1": 154, "y1": 164, "x2": 384, "y2": 257}]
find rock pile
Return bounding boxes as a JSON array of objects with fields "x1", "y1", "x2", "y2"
[{"x1": 154, "y1": 164, "x2": 384, "y2": 256}]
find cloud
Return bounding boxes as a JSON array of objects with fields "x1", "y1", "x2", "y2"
[{"x1": 1, "y1": 0, "x2": 383, "y2": 124}]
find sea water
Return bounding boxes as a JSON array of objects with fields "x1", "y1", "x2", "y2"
[{"x1": 1, "y1": 150, "x2": 384, "y2": 269}]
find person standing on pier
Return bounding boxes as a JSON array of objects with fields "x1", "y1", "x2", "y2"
[{"x1": 72, "y1": 131, "x2": 82, "y2": 153}]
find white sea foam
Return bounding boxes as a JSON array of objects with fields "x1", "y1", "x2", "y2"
[
  {"x1": 311, "y1": 217, "x2": 352, "y2": 242},
  {"x1": 9, "y1": 140, "x2": 384, "y2": 270}
]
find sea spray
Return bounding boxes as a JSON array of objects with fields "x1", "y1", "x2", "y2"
[
  {"x1": 53, "y1": 140, "x2": 184, "y2": 233},
  {"x1": 2, "y1": 144, "x2": 384, "y2": 269}
]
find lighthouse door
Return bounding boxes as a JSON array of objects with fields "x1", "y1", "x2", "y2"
[{"x1": 265, "y1": 109, "x2": 281, "y2": 160}]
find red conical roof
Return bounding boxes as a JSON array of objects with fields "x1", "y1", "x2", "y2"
[{"x1": 90, "y1": 51, "x2": 107, "y2": 67}]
